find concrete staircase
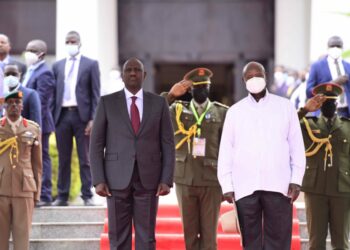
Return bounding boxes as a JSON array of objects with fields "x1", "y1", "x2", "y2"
[{"x1": 10, "y1": 206, "x2": 105, "y2": 250}]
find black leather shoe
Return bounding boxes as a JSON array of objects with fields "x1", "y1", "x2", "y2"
[
  {"x1": 83, "y1": 198, "x2": 95, "y2": 206},
  {"x1": 52, "y1": 199, "x2": 68, "y2": 206},
  {"x1": 35, "y1": 200, "x2": 52, "y2": 207}
]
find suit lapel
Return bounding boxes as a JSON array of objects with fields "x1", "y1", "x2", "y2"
[
  {"x1": 322, "y1": 58, "x2": 332, "y2": 79},
  {"x1": 137, "y1": 91, "x2": 152, "y2": 135},
  {"x1": 76, "y1": 56, "x2": 86, "y2": 85},
  {"x1": 115, "y1": 91, "x2": 134, "y2": 135},
  {"x1": 315, "y1": 117, "x2": 328, "y2": 137}
]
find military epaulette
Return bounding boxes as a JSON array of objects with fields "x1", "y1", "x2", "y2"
[
  {"x1": 340, "y1": 116, "x2": 350, "y2": 121},
  {"x1": 213, "y1": 101, "x2": 229, "y2": 109},
  {"x1": 26, "y1": 119, "x2": 40, "y2": 128},
  {"x1": 304, "y1": 116, "x2": 318, "y2": 122},
  {"x1": 174, "y1": 100, "x2": 190, "y2": 106}
]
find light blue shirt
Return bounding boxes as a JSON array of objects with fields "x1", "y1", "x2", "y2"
[{"x1": 22, "y1": 60, "x2": 45, "y2": 87}]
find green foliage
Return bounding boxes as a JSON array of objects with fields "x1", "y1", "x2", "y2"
[
  {"x1": 342, "y1": 50, "x2": 350, "y2": 59},
  {"x1": 50, "y1": 134, "x2": 81, "y2": 201}
]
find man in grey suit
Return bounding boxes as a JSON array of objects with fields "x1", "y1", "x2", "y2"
[{"x1": 90, "y1": 58, "x2": 175, "y2": 250}]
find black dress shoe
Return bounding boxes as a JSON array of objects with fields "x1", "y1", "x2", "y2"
[
  {"x1": 52, "y1": 199, "x2": 68, "y2": 206},
  {"x1": 35, "y1": 200, "x2": 52, "y2": 207},
  {"x1": 83, "y1": 198, "x2": 95, "y2": 206}
]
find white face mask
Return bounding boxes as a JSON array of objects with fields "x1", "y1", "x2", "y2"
[
  {"x1": 4, "y1": 75, "x2": 20, "y2": 89},
  {"x1": 24, "y1": 51, "x2": 39, "y2": 66},
  {"x1": 246, "y1": 77, "x2": 266, "y2": 94},
  {"x1": 328, "y1": 47, "x2": 342, "y2": 59},
  {"x1": 66, "y1": 44, "x2": 80, "y2": 57}
]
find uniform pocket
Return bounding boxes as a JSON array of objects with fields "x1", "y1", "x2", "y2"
[
  {"x1": 22, "y1": 169, "x2": 37, "y2": 192},
  {"x1": 174, "y1": 154, "x2": 187, "y2": 178},
  {"x1": 338, "y1": 168, "x2": 350, "y2": 193},
  {"x1": 302, "y1": 163, "x2": 318, "y2": 189},
  {"x1": 203, "y1": 158, "x2": 219, "y2": 181}
]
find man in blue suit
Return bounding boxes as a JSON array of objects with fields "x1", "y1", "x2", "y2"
[
  {"x1": 52, "y1": 31, "x2": 100, "y2": 206},
  {"x1": 22, "y1": 39, "x2": 55, "y2": 206},
  {"x1": 307, "y1": 36, "x2": 350, "y2": 117},
  {"x1": 3, "y1": 64, "x2": 41, "y2": 126}
]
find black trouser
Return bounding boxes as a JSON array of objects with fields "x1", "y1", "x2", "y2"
[
  {"x1": 236, "y1": 190, "x2": 292, "y2": 250},
  {"x1": 107, "y1": 167, "x2": 158, "y2": 250}
]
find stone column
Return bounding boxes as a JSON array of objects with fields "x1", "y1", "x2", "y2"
[{"x1": 56, "y1": 0, "x2": 118, "y2": 93}]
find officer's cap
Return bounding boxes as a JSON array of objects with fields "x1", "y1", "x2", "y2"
[
  {"x1": 5, "y1": 90, "x2": 23, "y2": 102},
  {"x1": 312, "y1": 82, "x2": 343, "y2": 97},
  {"x1": 183, "y1": 67, "x2": 213, "y2": 86}
]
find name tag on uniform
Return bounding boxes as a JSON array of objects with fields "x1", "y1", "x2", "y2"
[{"x1": 192, "y1": 137, "x2": 206, "y2": 157}]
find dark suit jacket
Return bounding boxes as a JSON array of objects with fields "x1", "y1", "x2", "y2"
[
  {"x1": 26, "y1": 62, "x2": 55, "y2": 134},
  {"x1": 52, "y1": 56, "x2": 100, "y2": 124},
  {"x1": 89, "y1": 90, "x2": 175, "y2": 190},
  {"x1": 19, "y1": 85, "x2": 42, "y2": 127},
  {"x1": 307, "y1": 57, "x2": 350, "y2": 114}
]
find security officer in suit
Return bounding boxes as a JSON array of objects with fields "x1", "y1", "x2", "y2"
[
  {"x1": 299, "y1": 82, "x2": 350, "y2": 250},
  {"x1": 164, "y1": 68, "x2": 228, "y2": 250},
  {"x1": 0, "y1": 91, "x2": 42, "y2": 250}
]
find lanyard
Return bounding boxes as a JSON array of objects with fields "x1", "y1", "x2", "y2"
[{"x1": 190, "y1": 100, "x2": 211, "y2": 137}]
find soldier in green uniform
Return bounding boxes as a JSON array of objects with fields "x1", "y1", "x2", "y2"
[
  {"x1": 299, "y1": 82, "x2": 350, "y2": 250},
  {"x1": 0, "y1": 91, "x2": 42, "y2": 250},
  {"x1": 163, "y1": 68, "x2": 228, "y2": 250}
]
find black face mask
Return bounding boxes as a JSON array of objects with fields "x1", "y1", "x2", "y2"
[
  {"x1": 192, "y1": 87, "x2": 209, "y2": 104},
  {"x1": 321, "y1": 100, "x2": 336, "y2": 118}
]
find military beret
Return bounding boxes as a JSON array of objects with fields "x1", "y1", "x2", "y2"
[
  {"x1": 312, "y1": 82, "x2": 343, "y2": 97},
  {"x1": 5, "y1": 90, "x2": 23, "y2": 101},
  {"x1": 183, "y1": 67, "x2": 213, "y2": 86}
]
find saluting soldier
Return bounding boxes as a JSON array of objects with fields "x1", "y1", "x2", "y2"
[
  {"x1": 0, "y1": 91, "x2": 42, "y2": 250},
  {"x1": 299, "y1": 82, "x2": 350, "y2": 250},
  {"x1": 163, "y1": 68, "x2": 228, "y2": 250}
]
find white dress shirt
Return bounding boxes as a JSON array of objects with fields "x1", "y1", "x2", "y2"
[
  {"x1": 327, "y1": 56, "x2": 347, "y2": 107},
  {"x1": 124, "y1": 88, "x2": 143, "y2": 121},
  {"x1": 218, "y1": 91, "x2": 306, "y2": 201},
  {"x1": 62, "y1": 54, "x2": 81, "y2": 107}
]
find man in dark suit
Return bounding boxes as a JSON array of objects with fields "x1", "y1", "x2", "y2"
[
  {"x1": 0, "y1": 34, "x2": 26, "y2": 77},
  {"x1": 90, "y1": 58, "x2": 175, "y2": 250},
  {"x1": 3, "y1": 64, "x2": 41, "y2": 126},
  {"x1": 307, "y1": 36, "x2": 350, "y2": 117},
  {"x1": 22, "y1": 39, "x2": 55, "y2": 207},
  {"x1": 52, "y1": 31, "x2": 100, "y2": 206}
]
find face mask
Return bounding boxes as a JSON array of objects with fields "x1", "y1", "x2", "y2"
[
  {"x1": 66, "y1": 44, "x2": 79, "y2": 57},
  {"x1": 4, "y1": 75, "x2": 20, "y2": 89},
  {"x1": 328, "y1": 47, "x2": 342, "y2": 59},
  {"x1": 192, "y1": 87, "x2": 209, "y2": 104},
  {"x1": 246, "y1": 77, "x2": 266, "y2": 94},
  {"x1": 321, "y1": 100, "x2": 336, "y2": 118},
  {"x1": 24, "y1": 51, "x2": 39, "y2": 66}
]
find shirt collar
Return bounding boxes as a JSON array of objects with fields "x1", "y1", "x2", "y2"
[
  {"x1": 247, "y1": 89, "x2": 270, "y2": 104},
  {"x1": 192, "y1": 98, "x2": 209, "y2": 109},
  {"x1": 327, "y1": 55, "x2": 342, "y2": 63},
  {"x1": 1, "y1": 55, "x2": 10, "y2": 64},
  {"x1": 28, "y1": 60, "x2": 45, "y2": 71},
  {"x1": 66, "y1": 53, "x2": 82, "y2": 61},
  {"x1": 7, "y1": 116, "x2": 22, "y2": 127},
  {"x1": 124, "y1": 87, "x2": 143, "y2": 100}
]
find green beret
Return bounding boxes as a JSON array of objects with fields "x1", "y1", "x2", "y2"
[
  {"x1": 5, "y1": 90, "x2": 23, "y2": 101},
  {"x1": 183, "y1": 67, "x2": 213, "y2": 86},
  {"x1": 312, "y1": 82, "x2": 343, "y2": 97}
]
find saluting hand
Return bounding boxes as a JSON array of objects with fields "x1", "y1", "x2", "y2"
[
  {"x1": 168, "y1": 80, "x2": 192, "y2": 100},
  {"x1": 304, "y1": 94, "x2": 327, "y2": 112},
  {"x1": 95, "y1": 183, "x2": 112, "y2": 197},
  {"x1": 288, "y1": 183, "x2": 301, "y2": 203},
  {"x1": 156, "y1": 183, "x2": 170, "y2": 196}
]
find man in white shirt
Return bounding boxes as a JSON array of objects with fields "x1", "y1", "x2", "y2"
[{"x1": 218, "y1": 61, "x2": 306, "y2": 250}]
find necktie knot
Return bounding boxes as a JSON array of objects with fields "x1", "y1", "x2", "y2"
[{"x1": 131, "y1": 96, "x2": 137, "y2": 103}]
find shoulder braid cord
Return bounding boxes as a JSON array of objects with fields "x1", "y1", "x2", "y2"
[
  {"x1": 302, "y1": 117, "x2": 333, "y2": 171},
  {"x1": 0, "y1": 136, "x2": 19, "y2": 165},
  {"x1": 174, "y1": 103, "x2": 197, "y2": 153}
]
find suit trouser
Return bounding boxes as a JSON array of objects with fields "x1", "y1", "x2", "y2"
[
  {"x1": 56, "y1": 108, "x2": 93, "y2": 201},
  {"x1": 107, "y1": 167, "x2": 158, "y2": 250},
  {"x1": 175, "y1": 184, "x2": 222, "y2": 250},
  {"x1": 0, "y1": 196, "x2": 34, "y2": 250},
  {"x1": 304, "y1": 192, "x2": 350, "y2": 250},
  {"x1": 40, "y1": 132, "x2": 52, "y2": 202},
  {"x1": 236, "y1": 190, "x2": 292, "y2": 250}
]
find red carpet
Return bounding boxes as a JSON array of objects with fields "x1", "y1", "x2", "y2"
[{"x1": 100, "y1": 204, "x2": 301, "y2": 250}]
